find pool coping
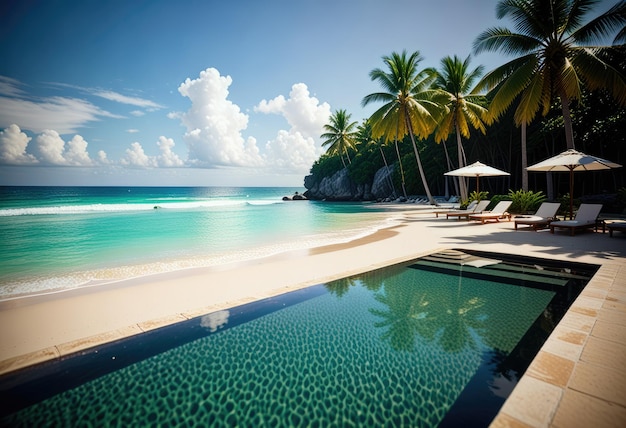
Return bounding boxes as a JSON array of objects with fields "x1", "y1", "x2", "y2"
[{"x1": 1, "y1": 243, "x2": 625, "y2": 427}]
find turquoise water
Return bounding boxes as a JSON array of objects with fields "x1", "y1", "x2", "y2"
[
  {"x1": 2, "y1": 254, "x2": 569, "y2": 427},
  {"x1": 0, "y1": 187, "x2": 399, "y2": 298}
]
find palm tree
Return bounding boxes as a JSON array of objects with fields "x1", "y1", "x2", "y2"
[
  {"x1": 433, "y1": 55, "x2": 489, "y2": 201},
  {"x1": 362, "y1": 50, "x2": 445, "y2": 205},
  {"x1": 320, "y1": 109, "x2": 358, "y2": 168},
  {"x1": 473, "y1": 0, "x2": 626, "y2": 158}
]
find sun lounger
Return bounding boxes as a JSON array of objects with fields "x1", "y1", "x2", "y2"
[
  {"x1": 549, "y1": 204, "x2": 603, "y2": 236},
  {"x1": 435, "y1": 200, "x2": 477, "y2": 218},
  {"x1": 468, "y1": 201, "x2": 513, "y2": 224},
  {"x1": 446, "y1": 200, "x2": 491, "y2": 220},
  {"x1": 513, "y1": 202, "x2": 561, "y2": 230},
  {"x1": 603, "y1": 220, "x2": 626, "y2": 237}
]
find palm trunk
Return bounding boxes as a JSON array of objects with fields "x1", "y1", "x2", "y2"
[
  {"x1": 456, "y1": 125, "x2": 468, "y2": 201},
  {"x1": 442, "y1": 139, "x2": 460, "y2": 197},
  {"x1": 379, "y1": 145, "x2": 397, "y2": 198},
  {"x1": 394, "y1": 126, "x2": 408, "y2": 198},
  {"x1": 406, "y1": 116, "x2": 435, "y2": 205},
  {"x1": 521, "y1": 121, "x2": 528, "y2": 191}
]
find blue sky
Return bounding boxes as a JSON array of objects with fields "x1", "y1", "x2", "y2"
[{"x1": 0, "y1": 0, "x2": 617, "y2": 187}]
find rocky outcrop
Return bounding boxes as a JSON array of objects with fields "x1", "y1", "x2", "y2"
[{"x1": 303, "y1": 165, "x2": 396, "y2": 201}]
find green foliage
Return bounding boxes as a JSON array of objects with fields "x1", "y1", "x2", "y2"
[
  {"x1": 309, "y1": 154, "x2": 343, "y2": 183},
  {"x1": 468, "y1": 190, "x2": 489, "y2": 202},
  {"x1": 557, "y1": 193, "x2": 579, "y2": 216},
  {"x1": 460, "y1": 191, "x2": 489, "y2": 209},
  {"x1": 507, "y1": 189, "x2": 546, "y2": 214}
]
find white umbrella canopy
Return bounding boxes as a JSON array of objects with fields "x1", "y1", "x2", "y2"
[
  {"x1": 527, "y1": 149, "x2": 622, "y2": 218},
  {"x1": 444, "y1": 161, "x2": 510, "y2": 194}
]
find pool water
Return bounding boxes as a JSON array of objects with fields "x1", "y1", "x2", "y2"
[{"x1": 0, "y1": 250, "x2": 598, "y2": 427}]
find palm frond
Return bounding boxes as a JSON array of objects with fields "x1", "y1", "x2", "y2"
[
  {"x1": 473, "y1": 27, "x2": 542, "y2": 55},
  {"x1": 571, "y1": 0, "x2": 626, "y2": 44}
]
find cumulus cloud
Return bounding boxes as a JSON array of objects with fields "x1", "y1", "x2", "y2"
[
  {"x1": 121, "y1": 137, "x2": 184, "y2": 168},
  {"x1": 121, "y1": 142, "x2": 156, "y2": 168},
  {"x1": 256, "y1": 83, "x2": 331, "y2": 138},
  {"x1": 156, "y1": 136, "x2": 184, "y2": 167},
  {"x1": 263, "y1": 129, "x2": 318, "y2": 172},
  {"x1": 255, "y1": 83, "x2": 330, "y2": 173},
  {"x1": 176, "y1": 68, "x2": 262, "y2": 167},
  {"x1": 33, "y1": 129, "x2": 94, "y2": 166},
  {"x1": 0, "y1": 124, "x2": 38, "y2": 164}
]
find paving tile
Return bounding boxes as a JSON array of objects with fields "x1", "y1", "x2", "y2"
[
  {"x1": 572, "y1": 295, "x2": 604, "y2": 310},
  {"x1": 557, "y1": 311, "x2": 595, "y2": 333},
  {"x1": 541, "y1": 326, "x2": 587, "y2": 362},
  {"x1": 499, "y1": 375, "x2": 562, "y2": 428},
  {"x1": 580, "y1": 336, "x2": 626, "y2": 373},
  {"x1": 597, "y1": 307, "x2": 626, "y2": 327},
  {"x1": 569, "y1": 305, "x2": 598, "y2": 317},
  {"x1": 592, "y1": 320, "x2": 626, "y2": 345},
  {"x1": 137, "y1": 314, "x2": 187, "y2": 332},
  {"x1": 551, "y1": 389, "x2": 626, "y2": 428},
  {"x1": 580, "y1": 286, "x2": 608, "y2": 300},
  {"x1": 604, "y1": 297, "x2": 626, "y2": 313},
  {"x1": 490, "y1": 412, "x2": 535, "y2": 428},
  {"x1": 569, "y1": 361, "x2": 626, "y2": 407},
  {"x1": 57, "y1": 325, "x2": 143, "y2": 356},
  {"x1": 526, "y1": 351, "x2": 575, "y2": 388},
  {"x1": 0, "y1": 347, "x2": 60, "y2": 376}
]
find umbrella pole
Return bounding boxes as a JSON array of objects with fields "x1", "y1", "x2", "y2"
[{"x1": 569, "y1": 168, "x2": 574, "y2": 219}]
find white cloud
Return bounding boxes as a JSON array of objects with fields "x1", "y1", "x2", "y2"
[
  {"x1": 0, "y1": 124, "x2": 38, "y2": 164},
  {"x1": 65, "y1": 135, "x2": 93, "y2": 166},
  {"x1": 121, "y1": 137, "x2": 184, "y2": 168},
  {"x1": 0, "y1": 95, "x2": 119, "y2": 134},
  {"x1": 127, "y1": 129, "x2": 140, "y2": 133},
  {"x1": 255, "y1": 83, "x2": 330, "y2": 173},
  {"x1": 176, "y1": 68, "x2": 263, "y2": 167},
  {"x1": 121, "y1": 142, "x2": 156, "y2": 168},
  {"x1": 0, "y1": 76, "x2": 27, "y2": 97},
  {"x1": 33, "y1": 129, "x2": 95, "y2": 166},
  {"x1": 256, "y1": 83, "x2": 331, "y2": 138},
  {"x1": 97, "y1": 150, "x2": 109, "y2": 164},
  {"x1": 34, "y1": 130, "x2": 68, "y2": 164},
  {"x1": 130, "y1": 110, "x2": 145, "y2": 117},
  {"x1": 156, "y1": 136, "x2": 184, "y2": 167},
  {"x1": 263, "y1": 130, "x2": 318, "y2": 172},
  {"x1": 91, "y1": 90, "x2": 163, "y2": 109}
]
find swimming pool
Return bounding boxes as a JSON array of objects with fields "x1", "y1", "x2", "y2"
[{"x1": 0, "y1": 249, "x2": 598, "y2": 427}]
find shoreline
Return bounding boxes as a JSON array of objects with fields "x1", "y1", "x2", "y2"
[
  {"x1": 1, "y1": 210, "x2": 625, "y2": 426},
  {"x1": 1, "y1": 207, "x2": 623, "y2": 368},
  {"x1": 0, "y1": 206, "x2": 412, "y2": 301}
]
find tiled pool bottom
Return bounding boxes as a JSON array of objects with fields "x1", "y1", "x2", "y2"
[{"x1": 0, "y1": 250, "x2": 598, "y2": 427}]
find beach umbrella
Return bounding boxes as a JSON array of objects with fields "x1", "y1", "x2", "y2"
[
  {"x1": 444, "y1": 161, "x2": 510, "y2": 194},
  {"x1": 527, "y1": 149, "x2": 622, "y2": 219}
]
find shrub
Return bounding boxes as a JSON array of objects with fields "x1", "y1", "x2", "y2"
[
  {"x1": 460, "y1": 191, "x2": 489, "y2": 209},
  {"x1": 507, "y1": 189, "x2": 547, "y2": 214}
]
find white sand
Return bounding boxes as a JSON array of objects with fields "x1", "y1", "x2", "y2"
[{"x1": 1, "y1": 209, "x2": 624, "y2": 370}]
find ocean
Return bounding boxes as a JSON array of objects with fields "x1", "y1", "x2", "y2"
[{"x1": 0, "y1": 186, "x2": 402, "y2": 299}]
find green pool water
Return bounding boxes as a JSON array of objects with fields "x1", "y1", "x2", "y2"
[{"x1": 0, "y1": 250, "x2": 595, "y2": 427}]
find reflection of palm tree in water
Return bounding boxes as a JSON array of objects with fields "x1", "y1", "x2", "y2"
[{"x1": 371, "y1": 270, "x2": 487, "y2": 353}]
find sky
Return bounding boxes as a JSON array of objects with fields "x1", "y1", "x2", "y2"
[{"x1": 0, "y1": 0, "x2": 618, "y2": 187}]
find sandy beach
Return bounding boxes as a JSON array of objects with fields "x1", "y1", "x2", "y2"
[
  {"x1": 1, "y1": 207, "x2": 625, "y2": 426},
  {"x1": 1, "y1": 207, "x2": 623, "y2": 366}
]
